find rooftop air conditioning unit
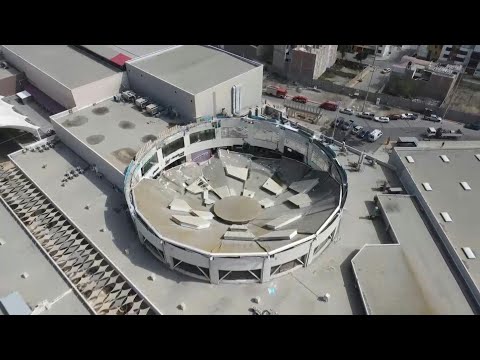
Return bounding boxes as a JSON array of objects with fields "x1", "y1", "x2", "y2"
[
  {"x1": 0, "y1": 61, "x2": 8, "y2": 69},
  {"x1": 135, "y1": 97, "x2": 149, "y2": 110},
  {"x1": 113, "y1": 94, "x2": 122, "y2": 102},
  {"x1": 121, "y1": 90, "x2": 136, "y2": 102}
]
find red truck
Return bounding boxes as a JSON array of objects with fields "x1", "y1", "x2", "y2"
[
  {"x1": 292, "y1": 95, "x2": 308, "y2": 104},
  {"x1": 265, "y1": 85, "x2": 288, "y2": 99},
  {"x1": 320, "y1": 101, "x2": 339, "y2": 111}
]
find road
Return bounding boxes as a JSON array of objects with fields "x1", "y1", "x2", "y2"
[
  {"x1": 350, "y1": 48, "x2": 416, "y2": 93},
  {"x1": 324, "y1": 114, "x2": 480, "y2": 153}
]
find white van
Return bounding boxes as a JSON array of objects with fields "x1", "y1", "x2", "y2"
[{"x1": 367, "y1": 129, "x2": 383, "y2": 142}]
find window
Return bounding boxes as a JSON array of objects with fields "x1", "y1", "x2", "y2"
[
  {"x1": 162, "y1": 137, "x2": 185, "y2": 157},
  {"x1": 141, "y1": 153, "x2": 158, "y2": 176},
  {"x1": 189, "y1": 129, "x2": 215, "y2": 144}
]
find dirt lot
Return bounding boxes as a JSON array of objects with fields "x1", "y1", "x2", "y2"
[{"x1": 448, "y1": 85, "x2": 480, "y2": 114}]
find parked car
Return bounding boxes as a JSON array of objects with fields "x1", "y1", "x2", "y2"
[
  {"x1": 423, "y1": 114, "x2": 442, "y2": 122},
  {"x1": 292, "y1": 95, "x2": 308, "y2": 104},
  {"x1": 352, "y1": 125, "x2": 363, "y2": 135},
  {"x1": 320, "y1": 101, "x2": 339, "y2": 111},
  {"x1": 342, "y1": 119, "x2": 355, "y2": 131},
  {"x1": 367, "y1": 129, "x2": 383, "y2": 142},
  {"x1": 331, "y1": 117, "x2": 345, "y2": 128},
  {"x1": 388, "y1": 114, "x2": 401, "y2": 120},
  {"x1": 357, "y1": 111, "x2": 375, "y2": 120},
  {"x1": 401, "y1": 113, "x2": 417, "y2": 120},
  {"x1": 381, "y1": 68, "x2": 391, "y2": 74},
  {"x1": 339, "y1": 107, "x2": 354, "y2": 115},
  {"x1": 465, "y1": 122, "x2": 480, "y2": 131},
  {"x1": 374, "y1": 116, "x2": 390, "y2": 123},
  {"x1": 357, "y1": 129, "x2": 369, "y2": 139}
]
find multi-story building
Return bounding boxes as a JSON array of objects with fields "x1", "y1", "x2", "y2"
[
  {"x1": 352, "y1": 45, "x2": 392, "y2": 58},
  {"x1": 385, "y1": 56, "x2": 460, "y2": 102},
  {"x1": 438, "y1": 45, "x2": 474, "y2": 67},
  {"x1": 416, "y1": 45, "x2": 443, "y2": 61},
  {"x1": 271, "y1": 45, "x2": 337, "y2": 81}
]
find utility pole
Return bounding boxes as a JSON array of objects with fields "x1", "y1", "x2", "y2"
[
  {"x1": 362, "y1": 45, "x2": 378, "y2": 112},
  {"x1": 331, "y1": 101, "x2": 342, "y2": 141},
  {"x1": 442, "y1": 64, "x2": 465, "y2": 120}
]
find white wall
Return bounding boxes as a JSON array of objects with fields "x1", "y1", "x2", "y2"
[
  {"x1": 71, "y1": 72, "x2": 124, "y2": 109},
  {"x1": 2, "y1": 46, "x2": 76, "y2": 109},
  {"x1": 125, "y1": 63, "x2": 196, "y2": 120},
  {"x1": 194, "y1": 65, "x2": 263, "y2": 119}
]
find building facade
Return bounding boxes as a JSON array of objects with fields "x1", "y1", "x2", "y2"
[{"x1": 271, "y1": 45, "x2": 337, "y2": 81}]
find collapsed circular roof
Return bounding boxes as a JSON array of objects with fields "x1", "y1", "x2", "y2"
[{"x1": 124, "y1": 117, "x2": 347, "y2": 282}]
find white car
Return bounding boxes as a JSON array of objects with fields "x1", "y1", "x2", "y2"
[
  {"x1": 381, "y1": 68, "x2": 391, "y2": 74},
  {"x1": 340, "y1": 108, "x2": 354, "y2": 115},
  {"x1": 374, "y1": 116, "x2": 390, "y2": 123},
  {"x1": 352, "y1": 125, "x2": 363, "y2": 135}
]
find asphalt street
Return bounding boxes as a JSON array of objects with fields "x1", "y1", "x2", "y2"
[{"x1": 324, "y1": 113, "x2": 480, "y2": 153}]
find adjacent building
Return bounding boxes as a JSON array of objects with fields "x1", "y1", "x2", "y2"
[
  {"x1": 219, "y1": 45, "x2": 274, "y2": 64},
  {"x1": 384, "y1": 56, "x2": 460, "y2": 102},
  {"x1": 271, "y1": 45, "x2": 337, "y2": 81},
  {"x1": 126, "y1": 45, "x2": 263, "y2": 121},
  {"x1": 0, "y1": 45, "x2": 126, "y2": 111},
  {"x1": 352, "y1": 45, "x2": 392, "y2": 59},
  {"x1": 416, "y1": 45, "x2": 443, "y2": 61}
]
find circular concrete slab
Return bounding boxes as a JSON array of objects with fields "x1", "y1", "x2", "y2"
[{"x1": 214, "y1": 196, "x2": 261, "y2": 224}]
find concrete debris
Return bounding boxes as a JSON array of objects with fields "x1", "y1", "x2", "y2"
[
  {"x1": 177, "y1": 302, "x2": 186, "y2": 311},
  {"x1": 252, "y1": 296, "x2": 261, "y2": 304},
  {"x1": 21, "y1": 272, "x2": 29, "y2": 279},
  {"x1": 148, "y1": 274, "x2": 156, "y2": 281}
]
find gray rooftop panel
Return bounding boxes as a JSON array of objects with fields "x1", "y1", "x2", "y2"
[
  {"x1": 372, "y1": 195, "x2": 473, "y2": 314},
  {"x1": 0, "y1": 292, "x2": 31, "y2": 315},
  {"x1": 130, "y1": 45, "x2": 258, "y2": 94},
  {"x1": 395, "y1": 147, "x2": 480, "y2": 294},
  {"x1": 51, "y1": 99, "x2": 171, "y2": 174},
  {"x1": 352, "y1": 245, "x2": 433, "y2": 315},
  {"x1": 3, "y1": 45, "x2": 120, "y2": 89}
]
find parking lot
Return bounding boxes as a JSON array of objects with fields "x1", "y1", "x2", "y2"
[{"x1": 323, "y1": 114, "x2": 480, "y2": 153}]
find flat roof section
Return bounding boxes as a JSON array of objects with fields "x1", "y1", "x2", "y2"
[
  {"x1": 0, "y1": 200, "x2": 90, "y2": 315},
  {"x1": 373, "y1": 195, "x2": 473, "y2": 314},
  {"x1": 52, "y1": 99, "x2": 171, "y2": 174},
  {"x1": 395, "y1": 147, "x2": 480, "y2": 295},
  {"x1": 352, "y1": 245, "x2": 433, "y2": 315},
  {"x1": 130, "y1": 45, "x2": 258, "y2": 94},
  {"x1": 3, "y1": 45, "x2": 120, "y2": 89}
]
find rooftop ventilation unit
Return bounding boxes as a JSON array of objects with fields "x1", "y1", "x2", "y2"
[
  {"x1": 113, "y1": 94, "x2": 122, "y2": 102},
  {"x1": 405, "y1": 156, "x2": 415, "y2": 163},
  {"x1": 440, "y1": 212, "x2": 452, "y2": 222},
  {"x1": 135, "y1": 98, "x2": 149, "y2": 110},
  {"x1": 422, "y1": 182, "x2": 432, "y2": 191},
  {"x1": 440, "y1": 155, "x2": 450, "y2": 163},
  {"x1": 460, "y1": 181, "x2": 471, "y2": 190},
  {"x1": 121, "y1": 90, "x2": 136, "y2": 102},
  {"x1": 475, "y1": 154, "x2": 480, "y2": 161},
  {"x1": 146, "y1": 103, "x2": 159, "y2": 116},
  {"x1": 462, "y1": 247, "x2": 476, "y2": 259}
]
